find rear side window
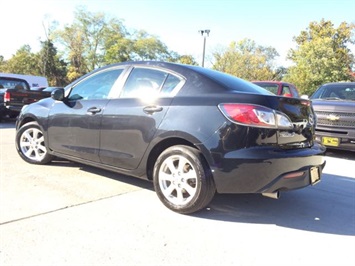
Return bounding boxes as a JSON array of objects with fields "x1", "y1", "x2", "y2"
[
  {"x1": 120, "y1": 68, "x2": 183, "y2": 98},
  {"x1": 281, "y1": 86, "x2": 291, "y2": 96}
]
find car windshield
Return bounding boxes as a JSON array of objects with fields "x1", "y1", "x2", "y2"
[{"x1": 311, "y1": 83, "x2": 355, "y2": 101}]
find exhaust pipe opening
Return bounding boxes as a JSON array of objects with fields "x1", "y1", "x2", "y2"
[{"x1": 262, "y1": 192, "x2": 280, "y2": 199}]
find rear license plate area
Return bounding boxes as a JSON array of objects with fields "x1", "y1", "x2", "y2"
[{"x1": 310, "y1": 167, "x2": 321, "y2": 185}]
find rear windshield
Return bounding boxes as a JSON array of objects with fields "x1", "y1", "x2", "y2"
[
  {"x1": 186, "y1": 66, "x2": 273, "y2": 95},
  {"x1": 253, "y1": 83, "x2": 279, "y2": 94},
  {"x1": 0, "y1": 78, "x2": 29, "y2": 90}
]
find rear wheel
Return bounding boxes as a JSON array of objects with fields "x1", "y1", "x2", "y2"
[
  {"x1": 153, "y1": 145, "x2": 215, "y2": 214},
  {"x1": 16, "y1": 121, "x2": 54, "y2": 164}
]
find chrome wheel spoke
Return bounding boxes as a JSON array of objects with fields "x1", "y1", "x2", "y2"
[
  {"x1": 162, "y1": 183, "x2": 176, "y2": 198},
  {"x1": 20, "y1": 127, "x2": 47, "y2": 162},
  {"x1": 24, "y1": 147, "x2": 34, "y2": 157},
  {"x1": 159, "y1": 154, "x2": 197, "y2": 206}
]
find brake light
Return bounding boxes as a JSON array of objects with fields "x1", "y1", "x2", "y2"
[
  {"x1": 218, "y1": 103, "x2": 293, "y2": 129},
  {"x1": 4, "y1": 91, "x2": 10, "y2": 102}
]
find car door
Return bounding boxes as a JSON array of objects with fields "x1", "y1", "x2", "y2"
[
  {"x1": 47, "y1": 67, "x2": 125, "y2": 162},
  {"x1": 99, "y1": 67, "x2": 185, "y2": 170}
]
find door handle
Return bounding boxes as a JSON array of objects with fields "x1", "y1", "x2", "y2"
[
  {"x1": 143, "y1": 106, "x2": 163, "y2": 114},
  {"x1": 87, "y1": 107, "x2": 102, "y2": 115}
]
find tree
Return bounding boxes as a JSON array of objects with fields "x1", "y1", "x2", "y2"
[
  {"x1": 131, "y1": 30, "x2": 172, "y2": 61},
  {"x1": 1, "y1": 45, "x2": 40, "y2": 75},
  {"x1": 54, "y1": 7, "x2": 180, "y2": 82},
  {"x1": 0, "y1": 55, "x2": 5, "y2": 71},
  {"x1": 54, "y1": 7, "x2": 130, "y2": 81},
  {"x1": 172, "y1": 55, "x2": 198, "y2": 65},
  {"x1": 212, "y1": 38, "x2": 279, "y2": 81},
  {"x1": 55, "y1": 22, "x2": 86, "y2": 81},
  {"x1": 54, "y1": 7, "x2": 109, "y2": 81},
  {"x1": 38, "y1": 40, "x2": 68, "y2": 86},
  {"x1": 102, "y1": 19, "x2": 132, "y2": 64},
  {"x1": 285, "y1": 19, "x2": 355, "y2": 95}
]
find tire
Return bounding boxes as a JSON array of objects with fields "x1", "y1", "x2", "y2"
[
  {"x1": 16, "y1": 121, "x2": 54, "y2": 164},
  {"x1": 153, "y1": 145, "x2": 216, "y2": 214}
]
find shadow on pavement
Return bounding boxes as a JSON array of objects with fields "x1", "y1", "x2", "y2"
[
  {"x1": 47, "y1": 158, "x2": 355, "y2": 236},
  {"x1": 0, "y1": 120, "x2": 16, "y2": 129},
  {"x1": 196, "y1": 172, "x2": 355, "y2": 236},
  {"x1": 47, "y1": 158, "x2": 154, "y2": 191}
]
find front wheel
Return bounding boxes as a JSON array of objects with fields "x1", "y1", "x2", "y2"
[
  {"x1": 153, "y1": 145, "x2": 216, "y2": 214},
  {"x1": 16, "y1": 121, "x2": 54, "y2": 164}
]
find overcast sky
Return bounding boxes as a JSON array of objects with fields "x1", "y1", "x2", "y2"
[{"x1": 1, "y1": 0, "x2": 354, "y2": 67}]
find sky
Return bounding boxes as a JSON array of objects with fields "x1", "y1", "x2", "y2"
[{"x1": 1, "y1": 0, "x2": 354, "y2": 67}]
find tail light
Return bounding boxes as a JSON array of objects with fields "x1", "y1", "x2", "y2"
[
  {"x1": 4, "y1": 91, "x2": 10, "y2": 102},
  {"x1": 218, "y1": 103, "x2": 293, "y2": 129}
]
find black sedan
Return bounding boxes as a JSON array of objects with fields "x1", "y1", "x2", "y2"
[{"x1": 15, "y1": 61, "x2": 326, "y2": 214}]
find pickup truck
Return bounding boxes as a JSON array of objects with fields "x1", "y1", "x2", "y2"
[
  {"x1": 252, "y1": 81, "x2": 301, "y2": 98},
  {"x1": 310, "y1": 82, "x2": 355, "y2": 152},
  {"x1": 0, "y1": 76, "x2": 52, "y2": 120}
]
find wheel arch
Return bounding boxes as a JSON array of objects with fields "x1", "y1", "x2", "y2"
[
  {"x1": 146, "y1": 137, "x2": 202, "y2": 181},
  {"x1": 16, "y1": 115, "x2": 43, "y2": 130},
  {"x1": 16, "y1": 116, "x2": 37, "y2": 129}
]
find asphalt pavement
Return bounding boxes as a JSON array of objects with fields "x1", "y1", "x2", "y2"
[{"x1": 1, "y1": 121, "x2": 354, "y2": 266}]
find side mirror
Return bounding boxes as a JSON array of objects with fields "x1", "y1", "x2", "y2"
[{"x1": 51, "y1": 88, "x2": 65, "y2": 101}]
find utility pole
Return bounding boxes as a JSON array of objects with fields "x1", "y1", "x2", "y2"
[{"x1": 198, "y1": 29, "x2": 210, "y2": 67}]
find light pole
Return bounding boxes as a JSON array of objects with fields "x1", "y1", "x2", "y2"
[{"x1": 198, "y1": 29, "x2": 210, "y2": 67}]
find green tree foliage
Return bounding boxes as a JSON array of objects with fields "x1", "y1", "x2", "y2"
[
  {"x1": 0, "y1": 55, "x2": 5, "y2": 70},
  {"x1": 53, "y1": 7, "x2": 185, "y2": 82},
  {"x1": 102, "y1": 19, "x2": 132, "y2": 64},
  {"x1": 54, "y1": 7, "x2": 108, "y2": 81},
  {"x1": 173, "y1": 55, "x2": 198, "y2": 65},
  {"x1": 212, "y1": 38, "x2": 279, "y2": 81},
  {"x1": 131, "y1": 30, "x2": 172, "y2": 61},
  {"x1": 0, "y1": 6, "x2": 195, "y2": 83},
  {"x1": 1, "y1": 45, "x2": 39, "y2": 75},
  {"x1": 38, "y1": 40, "x2": 68, "y2": 86},
  {"x1": 285, "y1": 19, "x2": 355, "y2": 95}
]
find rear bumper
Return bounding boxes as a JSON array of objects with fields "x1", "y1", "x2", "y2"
[{"x1": 208, "y1": 143, "x2": 326, "y2": 194}]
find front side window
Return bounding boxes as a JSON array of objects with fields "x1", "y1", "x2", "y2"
[{"x1": 68, "y1": 68, "x2": 123, "y2": 100}]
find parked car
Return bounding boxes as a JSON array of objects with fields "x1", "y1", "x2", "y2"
[
  {"x1": 310, "y1": 82, "x2": 355, "y2": 152},
  {"x1": 0, "y1": 72, "x2": 48, "y2": 88},
  {"x1": 252, "y1": 81, "x2": 300, "y2": 98},
  {"x1": 15, "y1": 61, "x2": 326, "y2": 214},
  {"x1": 0, "y1": 76, "x2": 31, "y2": 120},
  {"x1": 3, "y1": 85, "x2": 57, "y2": 116}
]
